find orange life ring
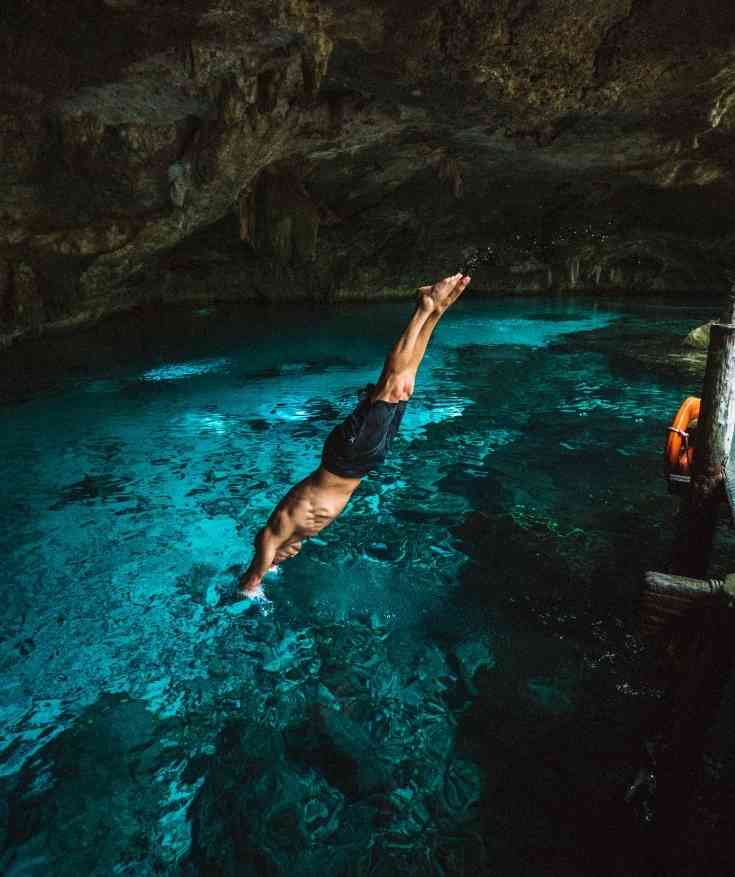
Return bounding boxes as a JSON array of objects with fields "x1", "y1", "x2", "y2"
[{"x1": 664, "y1": 396, "x2": 700, "y2": 475}]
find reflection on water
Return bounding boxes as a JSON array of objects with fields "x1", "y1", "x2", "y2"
[
  {"x1": 142, "y1": 357, "x2": 231, "y2": 382},
  {"x1": 0, "y1": 297, "x2": 725, "y2": 875}
]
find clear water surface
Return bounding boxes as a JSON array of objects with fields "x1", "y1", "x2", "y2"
[{"x1": 0, "y1": 296, "x2": 725, "y2": 875}]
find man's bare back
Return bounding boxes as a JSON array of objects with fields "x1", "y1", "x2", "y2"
[{"x1": 238, "y1": 272, "x2": 471, "y2": 599}]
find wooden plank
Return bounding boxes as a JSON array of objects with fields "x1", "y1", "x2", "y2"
[{"x1": 644, "y1": 570, "x2": 727, "y2": 597}]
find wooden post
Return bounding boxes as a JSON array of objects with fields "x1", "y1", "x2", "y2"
[
  {"x1": 672, "y1": 294, "x2": 735, "y2": 576},
  {"x1": 652, "y1": 603, "x2": 735, "y2": 864}
]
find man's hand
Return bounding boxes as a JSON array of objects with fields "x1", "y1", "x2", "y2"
[{"x1": 274, "y1": 540, "x2": 303, "y2": 563}]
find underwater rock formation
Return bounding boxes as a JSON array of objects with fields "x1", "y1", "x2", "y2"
[
  {"x1": 183, "y1": 618, "x2": 486, "y2": 876},
  {"x1": 3, "y1": 0, "x2": 735, "y2": 343}
]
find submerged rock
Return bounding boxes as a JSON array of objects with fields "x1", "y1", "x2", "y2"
[
  {"x1": 180, "y1": 614, "x2": 487, "y2": 874},
  {"x1": 0, "y1": 695, "x2": 181, "y2": 876},
  {"x1": 454, "y1": 637, "x2": 496, "y2": 696},
  {"x1": 439, "y1": 758, "x2": 482, "y2": 819}
]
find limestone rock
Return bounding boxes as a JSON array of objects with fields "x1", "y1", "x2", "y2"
[
  {"x1": 684, "y1": 321, "x2": 714, "y2": 350},
  {"x1": 168, "y1": 159, "x2": 193, "y2": 208},
  {"x1": 32, "y1": 220, "x2": 136, "y2": 257},
  {"x1": 5, "y1": 262, "x2": 44, "y2": 330},
  {"x1": 249, "y1": 166, "x2": 321, "y2": 265},
  {"x1": 0, "y1": 260, "x2": 9, "y2": 317},
  {"x1": 3, "y1": 1, "x2": 735, "y2": 344}
]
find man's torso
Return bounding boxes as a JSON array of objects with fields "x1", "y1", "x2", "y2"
[{"x1": 271, "y1": 469, "x2": 359, "y2": 544}]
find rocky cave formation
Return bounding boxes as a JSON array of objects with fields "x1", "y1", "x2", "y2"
[{"x1": 3, "y1": 0, "x2": 735, "y2": 345}]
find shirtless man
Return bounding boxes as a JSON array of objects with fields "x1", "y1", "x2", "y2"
[{"x1": 238, "y1": 272, "x2": 471, "y2": 598}]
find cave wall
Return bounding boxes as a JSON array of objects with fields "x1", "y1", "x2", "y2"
[{"x1": 2, "y1": 0, "x2": 735, "y2": 345}]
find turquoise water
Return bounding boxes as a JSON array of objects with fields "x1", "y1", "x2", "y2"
[{"x1": 0, "y1": 297, "x2": 722, "y2": 874}]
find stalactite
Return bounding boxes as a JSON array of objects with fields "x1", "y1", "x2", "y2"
[
  {"x1": 569, "y1": 257, "x2": 580, "y2": 289},
  {"x1": 437, "y1": 157, "x2": 464, "y2": 199}
]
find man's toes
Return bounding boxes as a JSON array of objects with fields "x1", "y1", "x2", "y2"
[
  {"x1": 429, "y1": 273, "x2": 464, "y2": 304},
  {"x1": 448, "y1": 275, "x2": 470, "y2": 302},
  {"x1": 435, "y1": 276, "x2": 456, "y2": 295}
]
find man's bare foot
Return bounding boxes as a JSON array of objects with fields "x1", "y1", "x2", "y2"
[
  {"x1": 417, "y1": 287, "x2": 438, "y2": 313},
  {"x1": 417, "y1": 273, "x2": 471, "y2": 313}
]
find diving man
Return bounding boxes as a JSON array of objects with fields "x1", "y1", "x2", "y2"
[{"x1": 238, "y1": 272, "x2": 471, "y2": 598}]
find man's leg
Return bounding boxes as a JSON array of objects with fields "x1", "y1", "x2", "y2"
[{"x1": 371, "y1": 273, "x2": 470, "y2": 403}]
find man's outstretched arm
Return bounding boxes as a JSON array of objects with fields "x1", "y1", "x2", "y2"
[{"x1": 239, "y1": 514, "x2": 289, "y2": 596}]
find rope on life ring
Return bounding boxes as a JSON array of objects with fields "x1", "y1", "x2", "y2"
[{"x1": 664, "y1": 396, "x2": 700, "y2": 475}]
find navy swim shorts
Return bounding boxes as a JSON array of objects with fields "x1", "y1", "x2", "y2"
[{"x1": 321, "y1": 384, "x2": 408, "y2": 479}]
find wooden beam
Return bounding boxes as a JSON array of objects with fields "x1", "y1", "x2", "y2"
[
  {"x1": 672, "y1": 295, "x2": 735, "y2": 576},
  {"x1": 641, "y1": 571, "x2": 734, "y2": 641},
  {"x1": 643, "y1": 570, "x2": 735, "y2": 599}
]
